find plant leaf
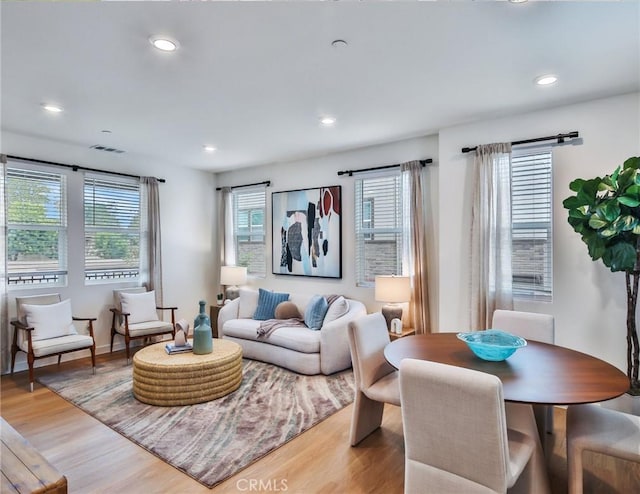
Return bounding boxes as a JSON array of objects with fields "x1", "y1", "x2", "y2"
[
  {"x1": 602, "y1": 242, "x2": 637, "y2": 272},
  {"x1": 623, "y1": 156, "x2": 640, "y2": 170},
  {"x1": 618, "y1": 196, "x2": 640, "y2": 207},
  {"x1": 588, "y1": 216, "x2": 608, "y2": 229}
]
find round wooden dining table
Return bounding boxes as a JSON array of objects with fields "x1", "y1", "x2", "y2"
[{"x1": 384, "y1": 333, "x2": 629, "y2": 405}]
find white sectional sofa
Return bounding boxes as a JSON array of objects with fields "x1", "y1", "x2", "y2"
[{"x1": 218, "y1": 288, "x2": 367, "y2": 375}]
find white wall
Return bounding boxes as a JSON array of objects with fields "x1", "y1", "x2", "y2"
[
  {"x1": 216, "y1": 135, "x2": 439, "y2": 327},
  {"x1": 2, "y1": 131, "x2": 217, "y2": 372},
  {"x1": 438, "y1": 92, "x2": 640, "y2": 373}
]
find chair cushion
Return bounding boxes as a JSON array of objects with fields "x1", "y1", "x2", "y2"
[
  {"x1": 323, "y1": 296, "x2": 349, "y2": 325},
  {"x1": 275, "y1": 301, "x2": 301, "y2": 320},
  {"x1": 22, "y1": 299, "x2": 77, "y2": 341},
  {"x1": 20, "y1": 334, "x2": 93, "y2": 357},
  {"x1": 364, "y1": 370, "x2": 401, "y2": 406},
  {"x1": 304, "y1": 295, "x2": 329, "y2": 330},
  {"x1": 116, "y1": 320, "x2": 174, "y2": 337},
  {"x1": 120, "y1": 290, "x2": 158, "y2": 324},
  {"x1": 253, "y1": 288, "x2": 289, "y2": 320}
]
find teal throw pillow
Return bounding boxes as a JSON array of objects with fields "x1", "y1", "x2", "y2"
[
  {"x1": 304, "y1": 295, "x2": 330, "y2": 330},
  {"x1": 253, "y1": 289, "x2": 290, "y2": 320}
]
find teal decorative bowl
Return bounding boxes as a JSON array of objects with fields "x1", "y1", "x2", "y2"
[{"x1": 457, "y1": 330, "x2": 527, "y2": 361}]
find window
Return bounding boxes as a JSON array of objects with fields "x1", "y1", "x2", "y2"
[
  {"x1": 84, "y1": 176, "x2": 141, "y2": 282},
  {"x1": 233, "y1": 186, "x2": 266, "y2": 277},
  {"x1": 6, "y1": 166, "x2": 67, "y2": 286},
  {"x1": 511, "y1": 149, "x2": 553, "y2": 301},
  {"x1": 355, "y1": 174, "x2": 404, "y2": 286}
]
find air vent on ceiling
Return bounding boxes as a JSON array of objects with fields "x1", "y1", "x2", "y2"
[{"x1": 90, "y1": 144, "x2": 125, "y2": 154}]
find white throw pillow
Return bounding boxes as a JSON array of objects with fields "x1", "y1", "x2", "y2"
[
  {"x1": 120, "y1": 290, "x2": 158, "y2": 324},
  {"x1": 238, "y1": 288, "x2": 259, "y2": 319},
  {"x1": 323, "y1": 296, "x2": 349, "y2": 325},
  {"x1": 23, "y1": 299, "x2": 77, "y2": 341}
]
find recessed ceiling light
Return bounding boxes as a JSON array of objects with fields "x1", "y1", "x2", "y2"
[
  {"x1": 42, "y1": 103, "x2": 63, "y2": 113},
  {"x1": 203, "y1": 145, "x2": 217, "y2": 153},
  {"x1": 535, "y1": 74, "x2": 558, "y2": 86},
  {"x1": 101, "y1": 129, "x2": 112, "y2": 134},
  {"x1": 509, "y1": 0, "x2": 528, "y2": 3},
  {"x1": 320, "y1": 116, "x2": 336, "y2": 126},
  {"x1": 331, "y1": 39, "x2": 348, "y2": 49},
  {"x1": 149, "y1": 36, "x2": 178, "y2": 52}
]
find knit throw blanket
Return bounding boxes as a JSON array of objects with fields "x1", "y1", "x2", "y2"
[{"x1": 257, "y1": 295, "x2": 341, "y2": 339}]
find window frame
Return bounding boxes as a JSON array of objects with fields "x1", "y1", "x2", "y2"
[
  {"x1": 232, "y1": 186, "x2": 267, "y2": 277},
  {"x1": 83, "y1": 174, "x2": 141, "y2": 284},
  {"x1": 6, "y1": 163, "x2": 68, "y2": 289},
  {"x1": 355, "y1": 172, "x2": 404, "y2": 287},
  {"x1": 510, "y1": 147, "x2": 553, "y2": 302}
]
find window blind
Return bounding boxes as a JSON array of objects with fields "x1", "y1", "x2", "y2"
[
  {"x1": 6, "y1": 167, "x2": 67, "y2": 286},
  {"x1": 355, "y1": 173, "x2": 404, "y2": 286},
  {"x1": 511, "y1": 150, "x2": 553, "y2": 301},
  {"x1": 84, "y1": 176, "x2": 140, "y2": 282},
  {"x1": 233, "y1": 186, "x2": 266, "y2": 277}
]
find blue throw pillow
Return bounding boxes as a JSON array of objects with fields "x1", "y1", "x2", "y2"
[
  {"x1": 253, "y1": 289, "x2": 290, "y2": 321},
  {"x1": 304, "y1": 295, "x2": 330, "y2": 330}
]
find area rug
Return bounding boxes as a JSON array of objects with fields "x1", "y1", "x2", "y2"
[{"x1": 37, "y1": 358, "x2": 354, "y2": 488}]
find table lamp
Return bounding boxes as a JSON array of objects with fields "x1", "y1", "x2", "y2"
[
  {"x1": 375, "y1": 275, "x2": 411, "y2": 331},
  {"x1": 220, "y1": 265, "x2": 247, "y2": 301}
]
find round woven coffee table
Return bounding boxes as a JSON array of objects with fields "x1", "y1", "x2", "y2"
[{"x1": 132, "y1": 339, "x2": 243, "y2": 406}]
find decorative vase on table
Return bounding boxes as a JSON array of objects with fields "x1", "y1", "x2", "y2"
[{"x1": 193, "y1": 300, "x2": 213, "y2": 355}]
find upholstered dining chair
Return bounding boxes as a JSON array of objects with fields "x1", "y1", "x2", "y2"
[
  {"x1": 399, "y1": 358, "x2": 545, "y2": 494},
  {"x1": 11, "y1": 294, "x2": 96, "y2": 392},
  {"x1": 347, "y1": 312, "x2": 400, "y2": 446},
  {"x1": 110, "y1": 287, "x2": 177, "y2": 361},
  {"x1": 567, "y1": 403, "x2": 640, "y2": 494},
  {"x1": 492, "y1": 309, "x2": 555, "y2": 438}
]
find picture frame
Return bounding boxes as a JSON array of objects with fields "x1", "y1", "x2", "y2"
[{"x1": 272, "y1": 185, "x2": 342, "y2": 278}]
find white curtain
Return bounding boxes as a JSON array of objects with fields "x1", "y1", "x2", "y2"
[
  {"x1": 218, "y1": 187, "x2": 235, "y2": 267},
  {"x1": 141, "y1": 177, "x2": 163, "y2": 304},
  {"x1": 470, "y1": 143, "x2": 514, "y2": 330},
  {"x1": 0, "y1": 155, "x2": 8, "y2": 373},
  {"x1": 401, "y1": 161, "x2": 431, "y2": 334}
]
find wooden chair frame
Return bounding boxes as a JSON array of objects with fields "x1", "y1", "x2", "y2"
[
  {"x1": 110, "y1": 304, "x2": 177, "y2": 361},
  {"x1": 10, "y1": 315, "x2": 96, "y2": 393}
]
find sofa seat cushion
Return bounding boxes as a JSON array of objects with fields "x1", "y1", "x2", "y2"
[
  {"x1": 223, "y1": 319, "x2": 320, "y2": 354},
  {"x1": 116, "y1": 320, "x2": 174, "y2": 337},
  {"x1": 20, "y1": 334, "x2": 94, "y2": 357}
]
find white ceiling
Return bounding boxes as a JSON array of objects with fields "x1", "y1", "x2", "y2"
[{"x1": 1, "y1": 1, "x2": 638, "y2": 173}]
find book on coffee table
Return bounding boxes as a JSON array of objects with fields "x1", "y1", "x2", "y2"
[{"x1": 165, "y1": 342, "x2": 193, "y2": 355}]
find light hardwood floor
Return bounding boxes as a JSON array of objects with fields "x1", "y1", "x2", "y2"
[{"x1": 1, "y1": 351, "x2": 638, "y2": 493}]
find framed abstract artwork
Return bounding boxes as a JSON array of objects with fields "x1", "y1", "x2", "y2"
[{"x1": 272, "y1": 186, "x2": 342, "y2": 278}]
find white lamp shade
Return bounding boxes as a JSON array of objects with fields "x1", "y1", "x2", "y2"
[
  {"x1": 220, "y1": 265, "x2": 247, "y2": 286},
  {"x1": 375, "y1": 275, "x2": 411, "y2": 303}
]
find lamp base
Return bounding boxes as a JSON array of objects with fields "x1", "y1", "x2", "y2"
[
  {"x1": 225, "y1": 285, "x2": 240, "y2": 301},
  {"x1": 381, "y1": 304, "x2": 403, "y2": 331}
]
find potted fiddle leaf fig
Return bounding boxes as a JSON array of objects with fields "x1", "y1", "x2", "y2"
[{"x1": 563, "y1": 156, "x2": 640, "y2": 395}]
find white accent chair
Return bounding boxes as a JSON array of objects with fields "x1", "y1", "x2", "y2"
[
  {"x1": 492, "y1": 309, "x2": 555, "y2": 438},
  {"x1": 11, "y1": 294, "x2": 96, "y2": 392},
  {"x1": 567, "y1": 403, "x2": 640, "y2": 494},
  {"x1": 347, "y1": 312, "x2": 400, "y2": 446},
  {"x1": 110, "y1": 287, "x2": 176, "y2": 361},
  {"x1": 399, "y1": 358, "x2": 546, "y2": 494}
]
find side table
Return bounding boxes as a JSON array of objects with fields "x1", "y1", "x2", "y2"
[
  {"x1": 389, "y1": 327, "x2": 416, "y2": 341},
  {"x1": 210, "y1": 304, "x2": 224, "y2": 338}
]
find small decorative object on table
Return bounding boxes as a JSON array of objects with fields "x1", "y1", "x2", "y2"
[
  {"x1": 193, "y1": 300, "x2": 213, "y2": 354},
  {"x1": 165, "y1": 341, "x2": 193, "y2": 354},
  {"x1": 457, "y1": 329, "x2": 527, "y2": 361},
  {"x1": 217, "y1": 293, "x2": 224, "y2": 304},
  {"x1": 174, "y1": 319, "x2": 190, "y2": 346}
]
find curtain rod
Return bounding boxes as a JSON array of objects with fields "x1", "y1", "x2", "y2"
[
  {"x1": 461, "y1": 131, "x2": 579, "y2": 153},
  {"x1": 337, "y1": 158, "x2": 433, "y2": 177},
  {"x1": 6, "y1": 155, "x2": 166, "y2": 183},
  {"x1": 216, "y1": 180, "x2": 271, "y2": 191}
]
